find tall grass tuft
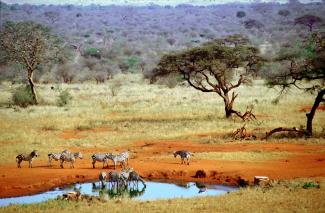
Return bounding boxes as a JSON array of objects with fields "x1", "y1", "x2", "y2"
[
  {"x1": 57, "y1": 89, "x2": 72, "y2": 107},
  {"x1": 12, "y1": 85, "x2": 35, "y2": 108}
]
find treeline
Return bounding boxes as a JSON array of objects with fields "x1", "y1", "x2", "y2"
[{"x1": 0, "y1": 1, "x2": 324, "y2": 84}]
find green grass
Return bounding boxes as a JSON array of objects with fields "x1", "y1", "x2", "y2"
[{"x1": 1, "y1": 179, "x2": 324, "y2": 213}]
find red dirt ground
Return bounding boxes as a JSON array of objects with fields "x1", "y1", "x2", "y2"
[
  {"x1": 0, "y1": 140, "x2": 325, "y2": 198},
  {"x1": 299, "y1": 105, "x2": 325, "y2": 112}
]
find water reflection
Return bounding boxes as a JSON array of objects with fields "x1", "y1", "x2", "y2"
[{"x1": 91, "y1": 182, "x2": 146, "y2": 199}]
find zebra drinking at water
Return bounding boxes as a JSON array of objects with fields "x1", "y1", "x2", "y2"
[
  {"x1": 16, "y1": 150, "x2": 39, "y2": 168},
  {"x1": 173, "y1": 150, "x2": 193, "y2": 165},
  {"x1": 106, "y1": 153, "x2": 127, "y2": 169},
  {"x1": 107, "y1": 171, "x2": 127, "y2": 189},
  {"x1": 128, "y1": 170, "x2": 146, "y2": 188},
  {"x1": 60, "y1": 152, "x2": 83, "y2": 168},
  {"x1": 91, "y1": 153, "x2": 110, "y2": 169},
  {"x1": 48, "y1": 150, "x2": 70, "y2": 167}
]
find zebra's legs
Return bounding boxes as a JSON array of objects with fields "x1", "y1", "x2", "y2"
[
  {"x1": 17, "y1": 160, "x2": 22, "y2": 168},
  {"x1": 48, "y1": 158, "x2": 52, "y2": 167},
  {"x1": 92, "y1": 160, "x2": 96, "y2": 169},
  {"x1": 29, "y1": 160, "x2": 32, "y2": 168}
]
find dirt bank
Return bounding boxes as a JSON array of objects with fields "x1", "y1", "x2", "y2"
[{"x1": 1, "y1": 141, "x2": 325, "y2": 198}]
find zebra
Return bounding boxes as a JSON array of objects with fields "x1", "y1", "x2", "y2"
[
  {"x1": 98, "y1": 171, "x2": 107, "y2": 188},
  {"x1": 106, "y1": 153, "x2": 127, "y2": 169},
  {"x1": 91, "y1": 153, "x2": 110, "y2": 169},
  {"x1": 16, "y1": 150, "x2": 39, "y2": 168},
  {"x1": 60, "y1": 152, "x2": 83, "y2": 168},
  {"x1": 120, "y1": 167, "x2": 133, "y2": 184},
  {"x1": 107, "y1": 171, "x2": 126, "y2": 189},
  {"x1": 173, "y1": 150, "x2": 193, "y2": 165},
  {"x1": 48, "y1": 150, "x2": 70, "y2": 167},
  {"x1": 128, "y1": 170, "x2": 146, "y2": 188},
  {"x1": 119, "y1": 151, "x2": 129, "y2": 166}
]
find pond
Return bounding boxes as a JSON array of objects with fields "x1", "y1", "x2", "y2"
[{"x1": 0, "y1": 180, "x2": 238, "y2": 207}]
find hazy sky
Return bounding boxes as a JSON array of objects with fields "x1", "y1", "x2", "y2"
[{"x1": 2, "y1": 0, "x2": 321, "y2": 6}]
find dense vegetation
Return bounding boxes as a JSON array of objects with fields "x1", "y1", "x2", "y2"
[{"x1": 0, "y1": 1, "x2": 324, "y2": 84}]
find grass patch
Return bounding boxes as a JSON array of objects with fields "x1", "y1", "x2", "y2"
[
  {"x1": 0, "y1": 74, "x2": 324, "y2": 165},
  {"x1": 194, "y1": 151, "x2": 290, "y2": 161},
  {"x1": 152, "y1": 151, "x2": 290, "y2": 162}
]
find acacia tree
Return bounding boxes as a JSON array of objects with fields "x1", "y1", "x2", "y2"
[
  {"x1": 151, "y1": 35, "x2": 263, "y2": 118},
  {"x1": 0, "y1": 21, "x2": 57, "y2": 104},
  {"x1": 266, "y1": 32, "x2": 325, "y2": 136},
  {"x1": 295, "y1": 15, "x2": 322, "y2": 32}
]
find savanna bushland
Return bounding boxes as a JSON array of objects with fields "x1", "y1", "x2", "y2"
[{"x1": 0, "y1": 1, "x2": 324, "y2": 212}]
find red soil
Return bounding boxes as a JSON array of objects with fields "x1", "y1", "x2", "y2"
[
  {"x1": 299, "y1": 105, "x2": 325, "y2": 112},
  {"x1": 60, "y1": 127, "x2": 110, "y2": 140},
  {"x1": 0, "y1": 140, "x2": 325, "y2": 198}
]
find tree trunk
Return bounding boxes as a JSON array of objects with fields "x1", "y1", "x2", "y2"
[
  {"x1": 223, "y1": 96, "x2": 233, "y2": 118},
  {"x1": 306, "y1": 89, "x2": 325, "y2": 136},
  {"x1": 28, "y1": 71, "x2": 38, "y2": 105}
]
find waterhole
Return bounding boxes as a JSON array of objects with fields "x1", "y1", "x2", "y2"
[{"x1": 0, "y1": 180, "x2": 238, "y2": 207}]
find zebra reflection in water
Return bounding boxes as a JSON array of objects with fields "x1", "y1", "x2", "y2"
[{"x1": 91, "y1": 181, "x2": 146, "y2": 199}]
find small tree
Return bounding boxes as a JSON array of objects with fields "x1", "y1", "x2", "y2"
[
  {"x1": 0, "y1": 21, "x2": 57, "y2": 104},
  {"x1": 152, "y1": 35, "x2": 263, "y2": 118},
  {"x1": 278, "y1": 9, "x2": 290, "y2": 17},
  {"x1": 266, "y1": 33, "x2": 325, "y2": 136},
  {"x1": 295, "y1": 15, "x2": 322, "y2": 32}
]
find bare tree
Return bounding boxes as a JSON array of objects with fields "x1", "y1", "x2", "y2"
[
  {"x1": 0, "y1": 21, "x2": 57, "y2": 104},
  {"x1": 266, "y1": 32, "x2": 325, "y2": 136},
  {"x1": 152, "y1": 35, "x2": 263, "y2": 118}
]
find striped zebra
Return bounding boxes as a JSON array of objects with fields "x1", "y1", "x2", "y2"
[
  {"x1": 48, "y1": 150, "x2": 70, "y2": 167},
  {"x1": 128, "y1": 170, "x2": 146, "y2": 188},
  {"x1": 106, "y1": 153, "x2": 127, "y2": 169},
  {"x1": 119, "y1": 151, "x2": 129, "y2": 166},
  {"x1": 16, "y1": 150, "x2": 39, "y2": 168},
  {"x1": 107, "y1": 171, "x2": 126, "y2": 188},
  {"x1": 91, "y1": 153, "x2": 110, "y2": 169},
  {"x1": 99, "y1": 171, "x2": 107, "y2": 187},
  {"x1": 60, "y1": 152, "x2": 83, "y2": 168},
  {"x1": 173, "y1": 150, "x2": 193, "y2": 165},
  {"x1": 120, "y1": 167, "x2": 133, "y2": 184}
]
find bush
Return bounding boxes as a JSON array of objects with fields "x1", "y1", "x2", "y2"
[
  {"x1": 236, "y1": 11, "x2": 246, "y2": 18},
  {"x1": 57, "y1": 89, "x2": 72, "y2": 107},
  {"x1": 278, "y1": 9, "x2": 290, "y2": 17},
  {"x1": 84, "y1": 47, "x2": 101, "y2": 59},
  {"x1": 12, "y1": 85, "x2": 35, "y2": 108}
]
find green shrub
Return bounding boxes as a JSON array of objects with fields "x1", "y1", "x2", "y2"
[
  {"x1": 302, "y1": 182, "x2": 320, "y2": 189},
  {"x1": 84, "y1": 47, "x2": 101, "y2": 59},
  {"x1": 57, "y1": 89, "x2": 72, "y2": 107},
  {"x1": 12, "y1": 85, "x2": 35, "y2": 108}
]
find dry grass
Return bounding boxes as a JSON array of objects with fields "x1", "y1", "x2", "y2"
[
  {"x1": 0, "y1": 74, "x2": 324, "y2": 165},
  {"x1": 150, "y1": 151, "x2": 290, "y2": 162},
  {"x1": 1, "y1": 179, "x2": 324, "y2": 213}
]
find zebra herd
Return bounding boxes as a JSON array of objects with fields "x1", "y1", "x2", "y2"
[
  {"x1": 15, "y1": 150, "x2": 193, "y2": 169},
  {"x1": 15, "y1": 149, "x2": 194, "y2": 195}
]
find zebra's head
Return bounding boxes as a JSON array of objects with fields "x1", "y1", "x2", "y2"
[
  {"x1": 31, "y1": 150, "x2": 39, "y2": 157},
  {"x1": 173, "y1": 151, "x2": 177, "y2": 158},
  {"x1": 74, "y1": 152, "x2": 83, "y2": 159}
]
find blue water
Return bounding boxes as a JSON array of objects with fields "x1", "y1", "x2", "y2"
[{"x1": 0, "y1": 181, "x2": 238, "y2": 207}]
